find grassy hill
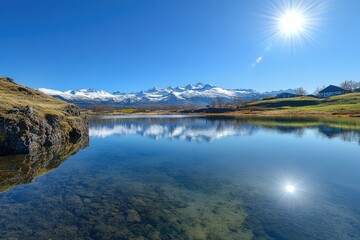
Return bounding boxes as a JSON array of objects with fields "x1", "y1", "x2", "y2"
[
  {"x1": 237, "y1": 93, "x2": 360, "y2": 117},
  {"x1": 0, "y1": 77, "x2": 77, "y2": 120},
  {"x1": 0, "y1": 77, "x2": 88, "y2": 155}
]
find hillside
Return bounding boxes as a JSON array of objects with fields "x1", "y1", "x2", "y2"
[
  {"x1": 239, "y1": 93, "x2": 360, "y2": 117},
  {"x1": 0, "y1": 77, "x2": 89, "y2": 155}
]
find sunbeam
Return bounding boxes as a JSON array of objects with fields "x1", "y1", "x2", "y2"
[{"x1": 264, "y1": 0, "x2": 328, "y2": 52}]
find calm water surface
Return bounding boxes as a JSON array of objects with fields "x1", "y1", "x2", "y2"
[{"x1": 1, "y1": 116, "x2": 360, "y2": 239}]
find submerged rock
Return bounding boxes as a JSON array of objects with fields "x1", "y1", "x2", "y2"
[{"x1": 127, "y1": 209, "x2": 141, "y2": 223}]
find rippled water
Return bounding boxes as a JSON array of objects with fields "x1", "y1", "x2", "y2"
[{"x1": 1, "y1": 116, "x2": 360, "y2": 239}]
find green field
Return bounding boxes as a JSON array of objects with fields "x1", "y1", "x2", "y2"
[{"x1": 242, "y1": 93, "x2": 360, "y2": 117}]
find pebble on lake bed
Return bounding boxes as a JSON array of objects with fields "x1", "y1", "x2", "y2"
[{"x1": 126, "y1": 209, "x2": 141, "y2": 223}]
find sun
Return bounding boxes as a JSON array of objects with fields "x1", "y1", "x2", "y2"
[
  {"x1": 262, "y1": 0, "x2": 327, "y2": 51},
  {"x1": 285, "y1": 184, "x2": 296, "y2": 193},
  {"x1": 278, "y1": 10, "x2": 306, "y2": 36}
]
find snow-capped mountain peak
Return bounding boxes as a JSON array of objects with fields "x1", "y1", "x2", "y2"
[{"x1": 38, "y1": 83, "x2": 292, "y2": 107}]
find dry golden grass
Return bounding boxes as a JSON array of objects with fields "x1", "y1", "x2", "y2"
[{"x1": 0, "y1": 77, "x2": 79, "y2": 120}]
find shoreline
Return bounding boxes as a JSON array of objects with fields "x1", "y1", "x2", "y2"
[
  {"x1": 86, "y1": 110, "x2": 360, "y2": 131},
  {"x1": 83, "y1": 109, "x2": 360, "y2": 119}
]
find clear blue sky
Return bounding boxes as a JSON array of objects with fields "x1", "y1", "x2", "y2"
[{"x1": 1, "y1": 0, "x2": 359, "y2": 93}]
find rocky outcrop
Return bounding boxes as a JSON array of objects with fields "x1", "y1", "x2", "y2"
[
  {"x1": 0, "y1": 107, "x2": 88, "y2": 155},
  {"x1": 0, "y1": 77, "x2": 89, "y2": 156}
]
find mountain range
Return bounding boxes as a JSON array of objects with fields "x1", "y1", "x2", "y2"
[{"x1": 39, "y1": 83, "x2": 295, "y2": 107}]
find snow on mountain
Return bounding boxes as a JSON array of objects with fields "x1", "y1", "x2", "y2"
[
  {"x1": 38, "y1": 88, "x2": 66, "y2": 97},
  {"x1": 261, "y1": 88, "x2": 296, "y2": 96},
  {"x1": 38, "y1": 83, "x2": 292, "y2": 107},
  {"x1": 38, "y1": 88, "x2": 115, "y2": 101}
]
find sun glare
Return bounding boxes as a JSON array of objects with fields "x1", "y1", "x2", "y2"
[
  {"x1": 263, "y1": 0, "x2": 327, "y2": 51},
  {"x1": 285, "y1": 184, "x2": 296, "y2": 193},
  {"x1": 278, "y1": 10, "x2": 306, "y2": 36}
]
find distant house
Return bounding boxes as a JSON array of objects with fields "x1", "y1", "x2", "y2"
[
  {"x1": 318, "y1": 85, "x2": 349, "y2": 98},
  {"x1": 276, "y1": 92, "x2": 298, "y2": 99}
]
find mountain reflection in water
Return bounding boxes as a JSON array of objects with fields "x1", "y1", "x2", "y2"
[
  {"x1": 90, "y1": 116, "x2": 360, "y2": 144},
  {"x1": 1, "y1": 115, "x2": 360, "y2": 240}
]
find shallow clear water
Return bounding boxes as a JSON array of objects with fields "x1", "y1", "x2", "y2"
[{"x1": 1, "y1": 116, "x2": 360, "y2": 239}]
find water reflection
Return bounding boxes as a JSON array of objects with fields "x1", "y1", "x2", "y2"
[
  {"x1": 1, "y1": 116, "x2": 360, "y2": 239},
  {"x1": 90, "y1": 116, "x2": 360, "y2": 144},
  {"x1": 90, "y1": 117, "x2": 257, "y2": 142},
  {"x1": 0, "y1": 137, "x2": 88, "y2": 192}
]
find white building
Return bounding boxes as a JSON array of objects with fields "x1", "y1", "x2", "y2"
[{"x1": 318, "y1": 85, "x2": 348, "y2": 98}]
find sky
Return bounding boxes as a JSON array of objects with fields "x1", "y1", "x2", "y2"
[{"x1": 1, "y1": 0, "x2": 360, "y2": 93}]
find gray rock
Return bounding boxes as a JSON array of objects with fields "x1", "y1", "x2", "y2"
[
  {"x1": 127, "y1": 209, "x2": 141, "y2": 223},
  {"x1": 0, "y1": 107, "x2": 88, "y2": 156}
]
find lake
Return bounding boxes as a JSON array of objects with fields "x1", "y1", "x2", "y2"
[{"x1": 1, "y1": 115, "x2": 360, "y2": 239}]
